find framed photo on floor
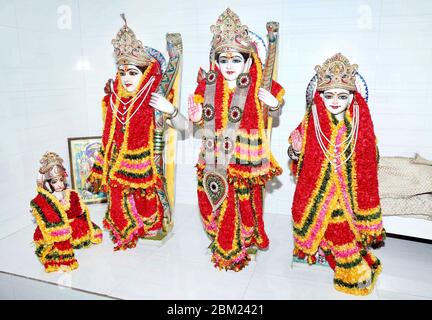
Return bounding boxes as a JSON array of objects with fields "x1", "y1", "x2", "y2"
[{"x1": 67, "y1": 136, "x2": 107, "y2": 204}]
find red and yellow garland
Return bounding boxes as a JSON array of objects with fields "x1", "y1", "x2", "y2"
[
  {"x1": 292, "y1": 92, "x2": 385, "y2": 249},
  {"x1": 88, "y1": 61, "x2": 169, "y2": 249},
  {"x1": 290, "y1": 91, "x2": 385, "y2": 294},
  {"x1": 194, "y1": 52, "x2": 285, "y2": 271},
  {"x1": 31, "y1": 187, "x2": 102, "y2": 272},
  {"x1": 88, "y1": 61, "x2": 163, "y2": 193}
]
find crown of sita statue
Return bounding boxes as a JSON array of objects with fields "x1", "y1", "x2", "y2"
[
  {"x1": 112, "y1": 14, "x2": 153, "y2": 67},
  {"x1": 37, "y1": 152, "x2": 67, "y2": 187},
  {"x1": 315, "y1": 53, "x2": 358, "y2": 92},
  {"x1": 210, "y1": 8, "x2": 252, "y2": 54}
]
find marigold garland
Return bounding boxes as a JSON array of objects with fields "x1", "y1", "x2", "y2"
[
  {"x1": 87, "y1": 61, "x2": 168, "y2": 249},
  {"x1": 194, "y1": 52, "x2": 285, "y2": 271},
  {"x1": 31, "y1": 188, "x2": 102, "y2": 272},
  {"x1": 290, "y1": 91, "x2": 385, "y2": 295}
]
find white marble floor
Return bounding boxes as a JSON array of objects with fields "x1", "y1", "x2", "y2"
[{"x1": 0, "y1": 203, "x2": 431, "y2": 300}]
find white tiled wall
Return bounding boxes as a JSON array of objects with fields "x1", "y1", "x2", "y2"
[{"x1": 1, "y1": 0, "x2": 431, "y2": 236}]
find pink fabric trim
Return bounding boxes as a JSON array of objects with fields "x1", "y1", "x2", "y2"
[
  {"x1": 295, "y1": 184, "x2": 337, "y2": 250},
  {"x1": 356, "y1": 221, "x2": 383, "y2": 231},
  {"x1": 128, "y1": 194, "x2": 144, "y2": 229},
  {"x1": 50, "y1": 228, "x2": 70, "y2": 237},
  {"x1": 235, "y1": 145, "x2": 264, "y2": 157},
  {"x1": 95, "y1": 153, "x2": 104, "y2": 163},
  {"x1": 120, "y1": 160, "x2": 151, "y2": 170},
  {"x1": 334, "y1": 246, "x2": 359, "y2": 259},
  {"x1": 335, "y1": 126, "x2": 356, "y2": 220}
]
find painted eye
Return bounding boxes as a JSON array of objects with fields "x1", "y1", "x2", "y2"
[
  {"x1": 219, "y1": 58, "x2": 228, "y2": 64},
  {"x1": 339, "y1": 95, "x2": 348, "y2": 100},
  {"x1": 232, "y1": 58, "x2": 243, "y2": 63},
  {"x1": 324, "y1": 94, "x2": 333, "y2": 99},
  {"x1": 129, "y1": 71, "x2": 138, "y2": 76},
  {"x1": 119, "y1": 72, "x2": 125, "y2": 76}
]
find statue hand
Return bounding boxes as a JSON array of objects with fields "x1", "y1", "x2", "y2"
[
  {"x1": 149, "y1": 92, "x2": 176, "y2": 115},
  {"x1": 104, "y1": 79, "x2": 113, "y2": 95},
  {"x1": 188, "y1": 94, "x2": 202, "y2": 123},
  {"x1": 258, "y1": 88, "x2": 278, "y2": 109},
  {"x1": 290, "y1": 129, "x2": 302, "y2": 152}
]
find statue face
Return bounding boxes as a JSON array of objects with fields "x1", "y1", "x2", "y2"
[
  {"x1": 217, "y1": 51, "x2": 246, "y2": 82},
  {"x1": 320, "y1": 88, "x2": 353, "y2": 116},
  {"x1": 118, "y1": 64, "x2": 143, "y2": 92},
  {"x1": 50, "y1": 177, "x2": 65, "y2": 192}
]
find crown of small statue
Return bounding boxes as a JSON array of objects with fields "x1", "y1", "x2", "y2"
[
  {"x1": 315, "y1": 53, "x2": 358, "y2": 92},
  {"x1": 210, "y1": 8, "x2": 252, "y2": 54},
  {"x1": 112, "y1": 14, "x2": 153, "y2": 67},
  {"x1": 38, "y1": 151, "x2": 66, "y2": 181}
]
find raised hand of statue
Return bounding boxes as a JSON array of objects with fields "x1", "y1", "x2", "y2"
[
  {"x1": 258, "y1": 88, "x2": 278, "y2": 109},
  {"x1": 104, "y1": 79, "x2": 113, "y2": 95},
  {"x1": 188, "y1": 94, "x2": 202, "y2": 123},
  {"x1": 149, "y1": 92, "x2": 176, "y2": 115},
  {"x1": 290, "y1": 129, "x2": 302, "y2": 152}
]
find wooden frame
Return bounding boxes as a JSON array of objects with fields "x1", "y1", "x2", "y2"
[{"x1": 67, "y1": 136, "x2": 107, "y2": 204}]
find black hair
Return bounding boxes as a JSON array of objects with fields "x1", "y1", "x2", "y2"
[
  {"x1": 118, "y1": 65, "x2": 147, "y2": 74},
  {"x1": 137, "y1": 66, "x2": 147, "y2": 74},
  {"x1": 215, "y1": 52, "x2": 250, "y2": 63}
]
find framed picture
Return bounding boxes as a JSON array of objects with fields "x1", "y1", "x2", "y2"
[{"x1": 67, "y1": 136, "x2": 107, "y2": 204}]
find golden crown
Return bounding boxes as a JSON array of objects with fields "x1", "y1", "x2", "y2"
[
  {"x1": 38, "y1": 152, "x2": 66, "y2": 186},
  {"x1": 111, "y1": 14, "x2": 153, "y2": 66},
  {"x1": 315, "y1": 53, "x2": 358, "y2": 92},
  {"x1": 210, "y1": 8, "x2": 252, "y2": 54}
]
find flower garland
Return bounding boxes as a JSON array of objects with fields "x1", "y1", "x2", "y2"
[
  {"x1": 211, "y1": 189, "x2": 248, "y2": 271},
  {"x1": 249, "y1": 184, "x2": 268, "y2": 248},
  {"x1": 31, "y1": 187, "x2": 72, "y2": 244},
  {"x1": 292, "y1": 92, "x2": 385, "y2": 250},
  {"x1": 89, "y1": 61, "x2": 163, "y2": 192},
  {"x1": 103, "y1": 185, "x2": 164, "y2": 250},
  {"x1": 31, "y1": 188, "x2": 101, "y2": 272},
  {"x1": 194, "y1": 51, "x2": 285, "y2": 271},
  {"x1": 72, "y1": 190, "x2": 103, "y2": 247},
  {"x1": 109, "y1": 64, "x2": 160, "y2": 190},
  {"x1": 291, "y1": 91, "x2": 385, "y2": 295}
]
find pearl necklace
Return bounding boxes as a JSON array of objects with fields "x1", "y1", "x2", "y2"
[
  {"x1": 311, "y1": 102, "x2": 360, "y2": 169},
  {"x1": 109, "y1": 76, "x2": 155, "y2": 126}
]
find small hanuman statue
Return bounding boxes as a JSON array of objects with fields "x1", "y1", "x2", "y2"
[{"x1": 30, "y1": 152, "x2": 102, "y2": 272}]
